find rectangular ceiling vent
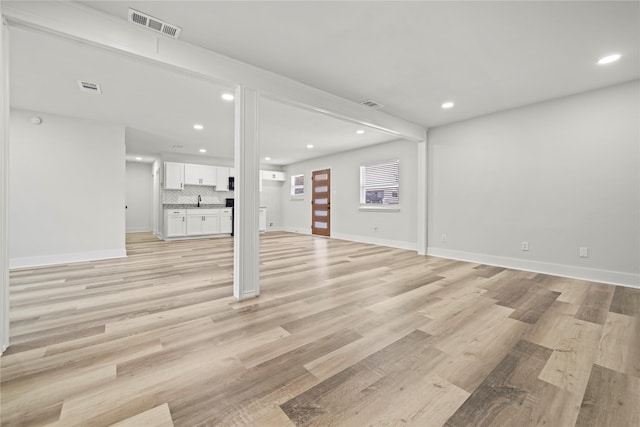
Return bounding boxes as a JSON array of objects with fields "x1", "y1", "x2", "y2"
[
  {"x1": 128, "y1": 8, "x2": 182, "y2": 39},
  {"x1": 78, "y1": 80, "x2": 102, "y2": 94},
  {"x1": 360, "y1": 99, "x2": 384, "y2": 109}
]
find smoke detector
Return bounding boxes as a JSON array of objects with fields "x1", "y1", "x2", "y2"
[
  {"x1": 78, "y1": 80, "x2": 102, "y2": 94},
  {"x1": 360, "y1": 99, "x2": 384, "y2": 109},
  {"x1": 128, "y1": 8, "x2": 182, "y2": 39}
]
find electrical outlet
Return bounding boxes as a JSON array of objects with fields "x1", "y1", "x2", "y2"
[
  {"x1": 269, "y1": 222, "x2": 274, "y2": 227},
  {"x1": 441, "y1": 234, "x2": 447, "y2": 242},
  {"x1": 373, "y1": 224, "x2": 378, "y2": 232},
  {"x1": 521, "y1": 241, "x2": 529, "y2": 251},
  {"x1": 579, "y1": 247, "x2": 588, "y2": 258}
]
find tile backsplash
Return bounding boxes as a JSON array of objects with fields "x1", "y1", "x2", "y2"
[{"x1": 163, "y1": 185, "x2": 234, "y2": 205}]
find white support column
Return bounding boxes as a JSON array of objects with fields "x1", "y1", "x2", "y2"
[
  {"x1": 0, "y1": 16, "x2": 10, "y2": 354},
  {"x1": 233, "y1": 86, "x2": 260, "y2": 300},
  {"x1": 417, "y1": 136, "x2": 428, "y2": 256}
]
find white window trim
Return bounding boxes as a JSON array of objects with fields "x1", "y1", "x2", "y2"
[
  {"x1": 359, "y1": 206, "x2": 401, "y2": 212},
  {"x1": 290, "y1": 173, "x2": 305, "y2": 200},
  {"x1": 359, "y1": 159, "x2": 400, "y2": 210}
]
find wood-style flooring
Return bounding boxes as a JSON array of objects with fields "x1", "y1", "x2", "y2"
[{"x1": 1, "y1": 232, "x2": 639, "y2": 426}]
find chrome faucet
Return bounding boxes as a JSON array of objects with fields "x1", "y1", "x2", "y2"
[{"x1": 197, "y1": 195, "x2": 201, "y2": 207}]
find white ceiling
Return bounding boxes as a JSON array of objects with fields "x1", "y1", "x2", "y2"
[
  {"x1": 9, "y1": 1, "x2": 639, "y2": 165},
  {"x1": 10, "y1": 26, "x2": 395, "y2": 165}
]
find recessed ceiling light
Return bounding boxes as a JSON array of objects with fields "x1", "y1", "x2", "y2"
[
  {"x1": 441, "y1": 102, "x2": 455, "y2": 109},
  {"x1": 597, "y1": 54, "x2": 621, "y2": 65},
  {"x1": 264, "y1": 157, "x2": 271, "y2": 161},
  {"x1": 307, "y1": 144, "x2": 314, "y2": 149},
  {"x1": 199, "y1": 148, "x2": 207, "y2": 153},
  {"x1": 193, "y1": 124, "x2": 204, "y2": 130},
  {"x1": 356, "y1": 130, "x2": 365, "y2": 135},
  {"x1": 135, "y1": 156, "x2": 142, "y2": 161},
  {"x1": 222, "y1": 93, "x2": 235, "y2": 101}
]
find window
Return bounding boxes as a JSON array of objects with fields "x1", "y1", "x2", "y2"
[
  {"x1": 360, "y1": 159, "x2": 399, "y2": 206},
  {"x1": 290, "y1": 174, "x2": 304, "y2": 198}
]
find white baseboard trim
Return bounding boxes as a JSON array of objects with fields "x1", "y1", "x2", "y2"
[
  {"x1": 331, "y1": 232, "x2": 418, "y2": 252},
  {"x1": 237, "y1": 291, "x2": 259, "y2": 300},
  {"x1": 282, "y1": 226, "x2": 311, "y2": 235},
  {"x1": 10, "y1": 249, "x2": 127, "y2": 269},
  {"x1": 280, "y1": 228, "x2": 417, "y2": 251},
  {"x1": 126, "y1": 227, "x2": 152, "y2": 233},
  {"x1": 427, "y1": 247, "x2": 640, "y2": 289}
]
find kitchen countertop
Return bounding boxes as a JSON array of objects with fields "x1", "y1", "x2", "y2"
[
  {"x1": 163, "y1": 204, "x2": 267, "y2": 209},
  {"x1": 163, "y1": 204, "x2": 226, "y2": 209}
]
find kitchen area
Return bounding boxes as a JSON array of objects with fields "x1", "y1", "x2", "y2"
[{"x1": 157, "y1": 161, "x2": 283, "y2": 240}]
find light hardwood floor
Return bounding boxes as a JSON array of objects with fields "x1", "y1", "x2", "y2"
[{"x1": 1, "y1": 232, "x2": 639, "y2": 426}]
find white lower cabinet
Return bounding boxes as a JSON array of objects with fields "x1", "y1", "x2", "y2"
[
  {"x1": 201, "y1": 213, "x2": 220, "y2": 235},
  {"x1": 220, "y1": 208, "x2": 232, "y2": 234},
  {"x1": 163, "y1": 207, "x2": 242, "y2": 238},
  {"x1": 259, "y1": 208, "x2": 267, "y2": 232},
  {"x1": 186, "y1": 209, "x2": 220, "y2": 236},
  {"x1": 164, "y1": 209, "x2": 186, "y2": 237}
]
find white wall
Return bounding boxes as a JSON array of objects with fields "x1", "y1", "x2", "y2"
[
  {"x1": 9, "y1": 109, "x2": 126, "y2": 267},
  {"x1": 125, "y1": 161, "x2": 152, "y2": 232},
  {"x1": 428, "y1": 81, "x2": 640, "y2": 287},
  {"x1": 283, "y1": 139, "x2": 418, "y2": 250},
  {"x1": 260, "y1": 179, "x2": 284, "y2": 231}
]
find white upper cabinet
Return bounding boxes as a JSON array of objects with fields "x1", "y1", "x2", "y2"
[
  {"x1": 184, "y1": 163, "x2": 200, "y2": 185},
  {"x1": 201, "y1": 166, "x2": 216, "y2": 186},
  {"x1": 184, "y1": 163, "x2": 217, "y2": 186},
  {"x1": 216, "y1": 167, "x2": 229, "y2": 191},
  {"x1": 164, "y1": 162, "x2": 184, "y2": 190},
  {"x1": 261, "y1": 170, "x2": 286, "y2": 181}
]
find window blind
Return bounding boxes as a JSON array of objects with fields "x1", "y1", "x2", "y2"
[{"x1": 360, "y1": 160, "x2": 399, "y2": 206}]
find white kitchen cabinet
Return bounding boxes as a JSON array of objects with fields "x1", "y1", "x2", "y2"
[
  {"x1": 261, "y1": 170, "x2": 286, "y2": 181},
  {"x1": 164, "y1": 209, "x2": 186, "y2": 237},
  {"x1": 184, "y1": 164, "x2": 200, "y2": 186},
  {"x1": 186, "y1": 213, "x2": 203, "y2": 236},
  {"x1": 220, "y1": 208, "x2": 232, "y2": 234},
  {"x1": 201, "y1": 213, "x2": 219, "y2": 234},
  {"x1": 186, "y1": 209, "x2": 220, "y2": 235},
  {"x1": 216, "y1": 167, "x2": 229, "y2": 191},
  {"x1": 229, "y1": 168, "x2": 235, "y2": 178},
  {"x1": 164, "y1": 162, "x2": 184, "y2": 190},
  {"x1": 202, "y1": 166, "x2": 216, "y2": 186},
  {"x1": 259, "y1": 207, "x2": 267, "y2": 232},
  {"x1": 184, "y1": 164, "x2": 217, "y2": 186}
]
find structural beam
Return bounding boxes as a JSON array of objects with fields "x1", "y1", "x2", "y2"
[
  {"x1": 417, "y1": 137, "x2": 428, "y2": 256},
  {"x1": 1, "y1": 1, "x2": 426, "y2": 143},
  {"x1": 0, "y1": 15, "x2": 10, "y2": 354}
]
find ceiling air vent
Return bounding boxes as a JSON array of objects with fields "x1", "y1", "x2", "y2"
[
  {"x1": 360, "y1": 99, "x2": 384, "y2": 109},
  {"x1": 128, "y1": 8, "x2": 182, "y2": 39},
  {"x1": 78, "y1": 80, "x2": 102, "y2": 94}
]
